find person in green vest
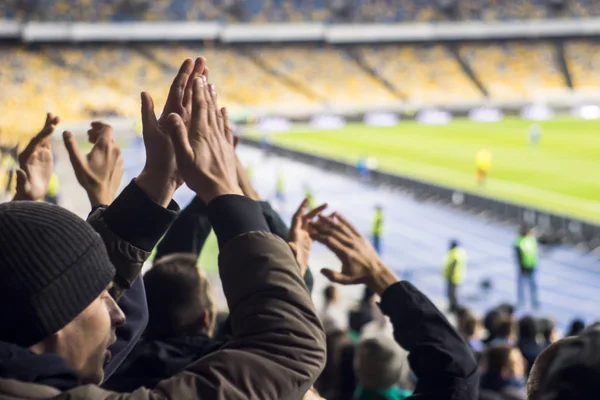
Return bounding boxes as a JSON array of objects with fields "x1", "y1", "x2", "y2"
[
  {"x1": 45, "y1": 171, "x2": 60, "y2": 205},
  {"x1": 372, "y1": 205, "x2": 384, "y2": 254},
  {"x1": 515, "y1": 225, "x2": 540, "y2": 309},
  {"x1": 275, "y1": 172, "x2": 285, "y2": 206},
  {"x1": 443, "y1": 239, "x2": 467, "y2": 313}
]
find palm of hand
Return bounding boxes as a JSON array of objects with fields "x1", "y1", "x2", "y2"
[{"x1": 23, "y1": 149, "x2": 53, "y2": 200}]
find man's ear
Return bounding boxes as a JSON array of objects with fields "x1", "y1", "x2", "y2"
[{"x1": 202, "y1": 309, "x2": 216, "y2": 337}]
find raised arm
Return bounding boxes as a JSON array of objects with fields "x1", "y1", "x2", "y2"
[
  {"x1": 121, "y1": 76, "x2": 325, "y2": 399},
  {"x1": 311, "y1": 212, "x2": 478, "y2": 400}
]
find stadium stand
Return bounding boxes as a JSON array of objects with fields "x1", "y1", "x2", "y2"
[
  {"x1": 564, "y1": 39, "x2": 600, "y2": 89},
  {"x1": 3, "y1": 0, "x2": 600, "y2": 22},
  {"x1": 356, "y1": 44, "x2": 483, "y2": 105},
  {"x1": 459, "y1": 42, "x2": 566, "y2": 101}
]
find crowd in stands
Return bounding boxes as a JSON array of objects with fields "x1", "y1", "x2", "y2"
[
  {"x1": 3, "y1": 39, "x2": 600, "y2": 144},
  {"x1": 1, "y1": 52, "x2": 600, "y2": 399},
  {"x1": 3, "y1": 0, "x2": 600, "y2": 22}
]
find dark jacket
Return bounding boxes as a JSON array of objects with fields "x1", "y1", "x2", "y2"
[
  {"x1": 154, "y1": 196, "x2": 313, "y2": 292},
  {"x1": 0, "y1": 192, "x2": 326, "y2": 399},
  {"x1": 379, "y1": 281, "x2": 479, "y2": 399},
  {"x1": 517, "y1": 339, "x2": 544, "y2": 375},
  {"x1": 102, "y1": 335, "x2": 225, "y2": 392},
  {"x1": 479, "y1": 375, "x2": 526, "y2": 400}
]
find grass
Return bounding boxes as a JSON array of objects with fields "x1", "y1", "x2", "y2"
[{"x1": 248, "y1": 117, "x2": 600, "y2": 223}]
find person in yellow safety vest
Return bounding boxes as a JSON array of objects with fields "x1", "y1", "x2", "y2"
[
  {"x1": 515, "y1": 225, "x2": 540, "y2": 309},
  {"x1": 276, "y1": 172, "x2": 285, "y2": 202},
  {"x1": 475, "y1": 148, "x2": 492, "y2": 186},
  {"x1": 443, "y1": 240, "x2": 467, "y2": 313},
  {"x1": 45, "y1": 172, "x2": 60, "y2": 205},
  {"x1": 371, "y1": 205, "x2": 383, "y2": 254}
]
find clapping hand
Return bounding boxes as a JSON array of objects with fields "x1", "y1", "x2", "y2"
[
  {"x1": 310, "y1": 212, "x2": 399, "y2": 295},
  {"x1": 288, "y1": 198, "x2": 327, "y2": 277},
  {"x1": 137, "y1": 57, "x2": 207, "y2": 206},
  {"x1": 14, "y1": 113, "x2": 60, "y2": 201},
  {"x1": 63, "y1": 122, "x2": 124, "y2": 207},
  {"x1": 167, "y1": 75, "x2": 242, "y2": 203}
]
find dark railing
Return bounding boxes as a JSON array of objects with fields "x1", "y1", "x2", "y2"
[{"x1": 241, "y1": 138, "x2": 600, "y2": 249}]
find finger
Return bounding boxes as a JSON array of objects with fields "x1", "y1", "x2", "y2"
[
  {"x1": 15, "y1": 168, "x2": 28, "y2": 192},
  {"x1": 167, "y1": 113, "x2": 194, "y2": 165},
  {"x1": 211, "y1": 85, "x2": 225, "y2": 134},
  {"x1": 292, "y1": 198, "x2": 310, "y2": 222},
  {"x1": 311, "y1": 219, "x2": 353, "y2": 248},
  {"x1": 304, "y1": 203, "x2": 328, "y2": 220},
  {"x1": 21, "y1": 113, "x2": 59, "y2": 161},
  {"x1": 62, "y1": 131, "x2": 87, "y2": 173},
  {"x1": 320, "y1": 268, "x2": 366, "y2": 285},
  {"x1": 164, "y1": 59, "x2": 193, "y2": 116},
  {"x1": 202, "y1": 66, "x2": 209, "y2": 79},
  {"x1": 332, "y1": 212, "x2": 361, "y2": 236},
  {"x1": 222, "y1": 107, "x2": 233, "y2": 145},
  {"x1": 191, "y1": 77, "x2": 208, "y2": 142},
  {"x1": 183, "y1": 57, "x2": 206, "y2": 108},
  {"x1": 205, "y1": 81, "x2": 218, "y2": 132},
  {"x1": 140, "y1": 92, "x2": 159, "y2": 138},
  {"x1": 311, "y1": 232, "x2": 348, "y2": 253}
]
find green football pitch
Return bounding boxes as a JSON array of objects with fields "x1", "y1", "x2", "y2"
[{"x1": 249, "y1": 117, "x2": 600, "y2": 224}]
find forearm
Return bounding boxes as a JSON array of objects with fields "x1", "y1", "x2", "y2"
[
  {"x1": 380, "y1": 281, "x2": 478, "y2": 395},
  {"x1": 156, "y1": 196, "x2": 327, "y2": 399},
  {"x1": 155, "y1": 196, "x2": 212, "y2": 260},
  {"x1": 88, "y1": 180, "x2": 178, "y2": 298}
]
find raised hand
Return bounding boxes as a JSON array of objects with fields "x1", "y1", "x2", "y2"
[
  {"x1": 14, "y1": 113, "x2": 59, "y2": 201},
  {"x1": 137, "y1": 57, "x2": 206, "y2": 206},
  {"x1": 63, "y1": 123, "x2": 124, "y2": 207},
  {"x1": 168, "y1": 76, "x2": 242, "y2": 204},
  {"x1": 233, "y1": 134, "x2": 260, "y2": 200},
  {"x1": 288, "y1": 198, "x2": 327, "y2": 277},
  {"x1": 310, "y1": 212, "x2": 399, "y2": 295}
]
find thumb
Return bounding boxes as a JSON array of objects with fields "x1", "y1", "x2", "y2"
[
  {"x1": 288, "y1": 242, "x2": 298, "y2": 258},
  {"x1": 167, "y1": 113, "x2": 193, "y2": 165},
  {"x1": 62, "y1": 131, "x2": 86, "y2": 173},
  {"x1": 320, "y1": 268, "x2": 364, "y2": 286},
  {"x1": 15, "y1": 168, "x2": 29, "y2": 192}
]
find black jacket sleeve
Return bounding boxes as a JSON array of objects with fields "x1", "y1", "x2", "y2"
[
  {"x1": 379, "y1": 281, "x2": 478, "y2": 400},
  {"x1": 154, "y1": 196, "x2": 212, "y2": 261}
]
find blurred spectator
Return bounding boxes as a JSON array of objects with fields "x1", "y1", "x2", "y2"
[
  {"x1": 489, "y1": 315, "x2": 516, "y2": 346},
  {"x1": 537, "y1": 317, "x2": 557, "y2": 346},
  {"x1": 348, "y1": 287, "x2": 377, "y2": 342},
  {"x1": 533, "y1": 325, "x2": 600, "y2": 399},
  {"x1": 354, "y1": 336, "x2": 413, "y2": 400},
  {"x1": 517, "y1": 316, "x2": 544, "y2": 375},
  {"x1": 320, "y1": 285, "x2": 347, "y2": 334},
  {"x1": 103, "y1": 253, "x2": 223, "y2": 391},
  {"x1": 315, "y1": 330, "x2": 350, "y2": 399},
  {"x1": 459, "y1": 309, "x2": 484, "y2": 358},
  {"x1": 479, "y1": 345, "x2": 527, "y2": 399},
  {"x1": 443, "y1": 239, "x2": 467, "y2": 313},
  {"x1": 526, "y1": 336, "x2": 577, "y2": 400},
  {"x1": 566, "y1": 318, "x2": 586, "y2": 337},
  {"x1": 514, "y1": 225, "x2": 540, "y2": 309}
]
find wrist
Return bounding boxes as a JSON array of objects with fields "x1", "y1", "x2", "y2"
[
  {"x1": 135, "y1": 170, "x2": 178, "y2": 208},
  {"x1": 201, "y1": 184, "x2": 244, "y2": 205},
  {"x1": 367, "y1": 261, "x2": 400, "y2": 296}
]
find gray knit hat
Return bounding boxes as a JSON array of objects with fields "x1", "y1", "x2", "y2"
[
  {"x1": 0, "y1": 201, "x2": 115, "y2": 347},
  {"x1": 354, "y1": 336, "x2": 410, "y2": 389}
]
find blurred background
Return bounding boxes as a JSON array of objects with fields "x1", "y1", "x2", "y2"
[{"x1": 0, "y1": 0, "x2": 599, "y2": 333}]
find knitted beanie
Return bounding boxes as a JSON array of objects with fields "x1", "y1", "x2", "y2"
[{"x1": 0, "y1": 201, "x2": 115, "y2": 347}]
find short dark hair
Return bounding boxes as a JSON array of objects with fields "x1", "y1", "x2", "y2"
[
  {"x1": 537, "y1": 318, "x2": 555, "y2": 343},
  {"x1": 144, "y1": 253, "x2": 214, "y2": 340},
  {"x1": 518, "y1": 316, "x2": 537, "y2": 341},
  {"x1": 527, "y1": 337, "x2": 577, "y2": 400},
  {"x1": 482, "y1": 345, "x2": 513, "y2": 376},
  {"x1": 566, "y1": 319, "x2": 585, "y2": 337},
  {"x1": 459, "y1": 310, "x2": 478, "y2": 337},
  {"x1": 494, "y1": 315, "x2": 514, "y2": 339},
  {"x1": 324, "y1": 285, "x2": 337, "y2": 303}
]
